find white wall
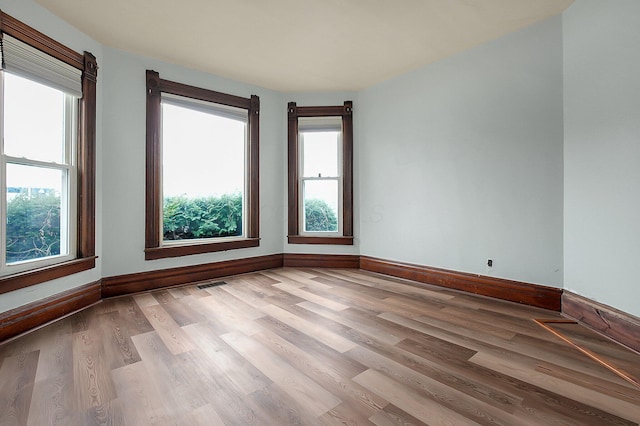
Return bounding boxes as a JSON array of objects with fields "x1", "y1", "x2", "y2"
[
  {"x1": 101, "y1": 48, "x2": 284, "y2": 277},
  {"x1": 358, "y1": 17, "x2": 564, "y2": 287},
  {"x1": 0, "y1": 0, "x2": 103, "y2": 312},
  {"x1": 563, "y1": 1, "x2": 640, "y2": 317}
]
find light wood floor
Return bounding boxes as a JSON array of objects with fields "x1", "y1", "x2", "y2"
[{"x1": 1, "y1": 268, "x2": 639, "y2": 425}]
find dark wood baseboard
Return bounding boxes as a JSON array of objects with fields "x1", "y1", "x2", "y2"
[
  {"x1": 102, "y1": 254, "x2": 284, "y2": 297},
  {"x1": 0, "y1": 281, "x2": 101, "y2": 343},
  {"x1": 283, "y1": 253, "x2": 360, "y2": 268},
  {"x1": 562, "y1": 291, "x2": 640, "y2": 354},
  {"x1": 10, "y1": 252, "x2": 640, "y2": 356},
  {"x1": 360, "y1": 256, "x2": 562, "y2": 311}
]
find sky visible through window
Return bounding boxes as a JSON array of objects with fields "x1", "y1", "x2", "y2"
[
  {"x1": 3, "y1": 72, "x2": 65, "y2": 196},
  {"x1": 161, "y1": 103, "x2": 245, "y2": 199}
]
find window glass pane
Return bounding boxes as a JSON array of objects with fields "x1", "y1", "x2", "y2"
[
  {"x1": 302, "y1": 131, "x2": 339, "y2": 178},
  {"x1": 6, "y1": 164, "x2": 65, "y2": 263},
  {"x1": 303, "y1": 180, "x2": 338, "y2": 233},
  {"x1": 3, "y1": 72, "x2": 66, "y2": 163},
  {"x1": 161, "y1": 102, "x2": 246, "y2": 241}
]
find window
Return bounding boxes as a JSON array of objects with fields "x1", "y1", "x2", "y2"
[
  {"x1": 0, "y1": 12, "x2": 97, "y2": 294},
  {"x1": 145, "y1": 71, "x2": 260, "y2": 260},
  {"x1": 287, "y1": 101, "x2": 353, "y2": 245}
]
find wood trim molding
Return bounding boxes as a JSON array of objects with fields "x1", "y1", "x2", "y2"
[
  {"x1": 144, "y1": 239, "x2": 260, "y2": 260},
  {"x1": 287, "y1": 236, "x2": 354, "y2": 245},
  {"x1": 283, "y1": 254, "x2": 360, "y2": 268},
  {"x1": 102, "y1": 254, "x2": 284, "y2": 297},
  {"x1": 562, "y1": 291, "x2": 640, "y2": 354},
  {"x1": 287, "y1": 101, "x2": 353, "y2": 244},
  {"x1": 360, "y1": 256, "x2": 562, "y2": 311},
  {"x1": 145, "y1": 70, "x2": 260, "y2": 260},
  {"x1": 287, "y1": 102, "x2": 299, "y2": 238},
  {"x1": 0, "y1": 257, "x2": 96, "y2": 295},
  {"x1": 0, "y1": 12, "x2": 98, "y2": 293},
  {"x1": 0, "y1": 10, "x2": 84, "y2": 70},
  {"x1": 0, "y1": 281, "x2": 101, "y2": 343},
  {"x1": 78, "y1": 51, "x2": 98, "y2": 258}
]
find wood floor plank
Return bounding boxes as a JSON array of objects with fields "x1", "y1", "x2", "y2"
[
  {"x1": 336, "y1": 269, "x2": 456, "y2": 302},
  {"x1": 256, "y1": 314, "x2": 368, "y2": 380},
  {"x1": 2, "y1": 267, "x2": 639, "y2": 425},
  {"x1": 72, "y1": 329, "x2": 118, "y2": 424},
  {"x1": 27, "y1": 321, "x2": 74, "y2": 426},
  {"x1": 298, "y1": 301, "x2": 406, "y2": 345},
  {"x1": 27, "y1": 375, "x2": 74, "y2": 426},
  {"x1": 318, "y1": 401, "x2": 377, "y2": 426},
  {"x1": 109, "y1": 296, "x2": 154, "y2": 337},
  {"x1": 252, "y1": 328, "x2": 387, "y2": 418},
  {"x1": 221, "y1": 278, "x2": 271, "y2": 309},
  {"x1": 132, "y1": 293, "x2": 159, "y2": 308},
  {"x1": 266, "y1": 269, "x2": 335, "y2": 292},
  {"x1": 368, "y1": 403, "x2": 428, "y2": 426},
  {"x1": 182, "y1": 322, "x2": 271, "y2": 396},
  {"x1": 96, "y1": 310, "x2": 142, "y2": 370},
  {"x1": 260, "y1": 303, "x2": 358, "y2": 353},
  {"x1": 111, "y1": 361, "x2": 171, "y2": 425},
  {"x1": 274, "y1": 282, "x2": 350, "y2": 311},
  {"x1": 354, "y1": 368, "x2": 480, "y2": 425},
  {"x1": 199, "y1": 291, "x2": 265, "y2": 336},
  {"x1": 343, "y1": 329, "x2": 523, "y2": 416},
  {"x1": 139, "y1": 305, "x2": 195, "y2": 354},
  {"x1": 347, "y1": 345, "x2": 534, "y2": 425},
  {"x1": 178, "y1": 402, "x2": 226, "y2": 426},
  {"x1": 386, "y1": 311, "x2": 632, "y2": 386},
  {"x1": 0, "y1": 351, "x2": 39, "y2": 426},
  {"x1": 221, "y1": 330, "x2": 342, "y2": 417},
  {"x1": 470, "y1": 351, "x2": 640, "y2": 423},
  {"x1": 130, "y1": 331, "x2": 208, "y2": 420},
  {"x1": 152, "y1": 290, "x2": 207, "y2": 326},
  {"x1": 247, "y1": 383, "x2": 321, "y2": 426},
  {"x1": 177, "y1": 348, "x2": 265, "y2": 424}
]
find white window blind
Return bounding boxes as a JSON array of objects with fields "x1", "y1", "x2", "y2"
[
  {"x1": 162, "y1": 93, "x2": 248, "y2": 123},
  {"x1": 298, "y1": 116, "x2": 342, "y2": 133},
  {"x1": 0, "y1": 33, "x2": 82, "y2": 97}
]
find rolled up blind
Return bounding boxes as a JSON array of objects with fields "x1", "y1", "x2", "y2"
[
  {"x1": 162, "y1": 93, "x2": 248, "y2": 123},
  {"x1": 0, "y1": 33, "x2": 82, "y2": 97},
  {"x1": 298, "y1": 116, "x2": 342, "y2": 132}
]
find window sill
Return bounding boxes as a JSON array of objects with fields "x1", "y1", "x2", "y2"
[
  {"x1": 145, "y1": 238, "x2": 260, "y2": 260},
  {"x1": 287, "y1": 235, "x2": 354, "y2": 245},
  {"x1": 0, "y1": 256, "x2": 97, "y2": 295}
]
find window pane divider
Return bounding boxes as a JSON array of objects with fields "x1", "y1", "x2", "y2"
[
  {"x1": 3, "y1": 155, "x2": 72, "y2": 169},
  {"x1": 301, "y1": 176, "x2": 340, "y2": 181}
]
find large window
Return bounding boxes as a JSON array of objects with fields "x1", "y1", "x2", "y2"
[
  {"x1": 0, "y1": 12, "x2": 97, "y2": 293},
  {"x1": 287, "y1": 102, "x2": 353, "y2": 245},
  {"x1": 145, "y1": 71, "x2": 260, "y2": 260}
]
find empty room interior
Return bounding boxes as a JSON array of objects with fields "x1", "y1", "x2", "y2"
[{"x1": 1, "y1": 0, "x2": 639, "y2": 424}]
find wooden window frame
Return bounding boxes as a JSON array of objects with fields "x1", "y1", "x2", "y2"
[
  {"x1": 0, "y1": 11, "x2": 97, "y2": 295},
  {"x1": 145, "y1": 70, "x2": 260, "y2": 260},
  {"x1": 287, "y1": 101, "x2": 353, "y2": 245}
]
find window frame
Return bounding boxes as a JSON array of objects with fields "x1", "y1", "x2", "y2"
[
  {"x1": 287, "y1": 101, "x2": 353, "y2": 245},
  {"x1": 0, "y1": 11, "x2": 98, "y2": 295},
  {"x1": 145, "y1": 70, "x2": 260, "y2": 260},
  {"x1": 1, "y1": 82, "x2": 77, "y2": 271}
]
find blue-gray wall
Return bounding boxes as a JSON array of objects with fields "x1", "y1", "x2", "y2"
[
  {"x1": 358, "y1": 17, "x2": 564, "y2": 287},
  {"x1": 563, "y1": 0, "x2": 640, "y2": 316}
]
